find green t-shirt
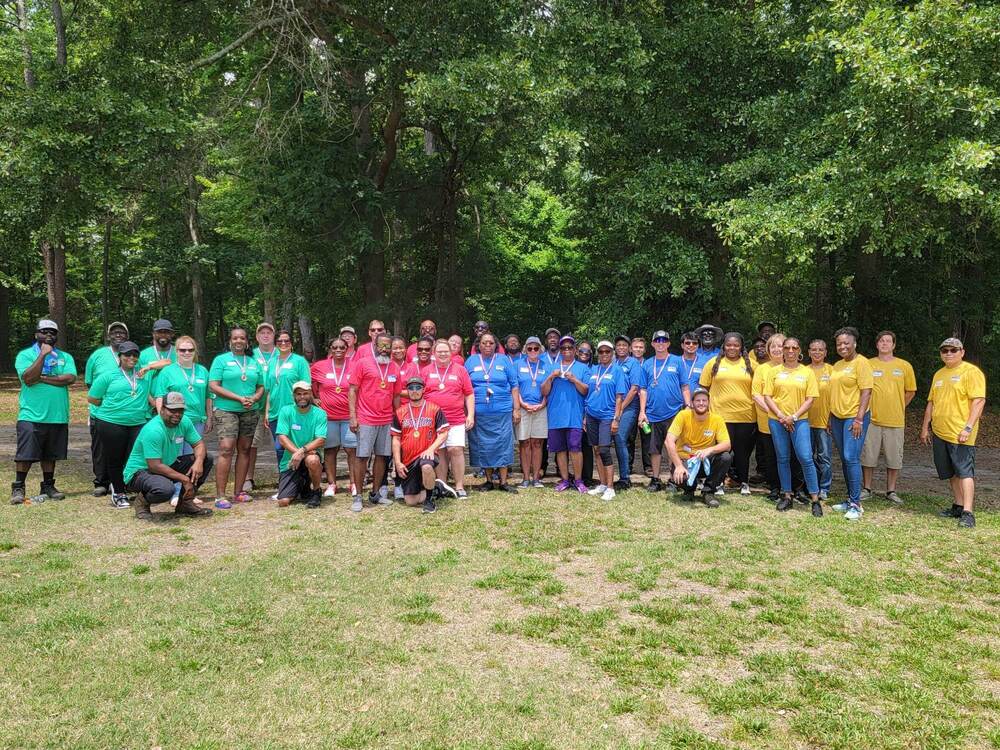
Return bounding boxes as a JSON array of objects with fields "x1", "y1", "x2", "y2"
[
  {"x1": 208, "y1": 352, "x2": 265, "y2": 412},
  {"x1": 89, "y1": 367, "x2": 153, "y2": 426},
  {"x1": 15, "y1": 346, "x2": 77, "y2": 424},
  {"x1": 139, "y1": 344, "x2": 177, "y2": 371},
  {"x1": 85, "y1": 346, "x2": 121, "y2": 415},
  {"x1": 266, "y1": 353, "x2": 312, "y2": 422},
  {"x1": 123, "y1": 414, "x2": 202, "y2": 484},
  {"x1": 275, "y1": 404, "x2": 327, "y2": 472},
  {"x1": 253, "y1": 348, "x2": 279, "y2": 412},
  {"x1": 154, "y1": 363, "x2": 210, "y2": 423}
]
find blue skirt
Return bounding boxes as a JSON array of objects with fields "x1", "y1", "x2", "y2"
[{"x1": 469, "y1": 411, "x2": 514, "y2": 469}]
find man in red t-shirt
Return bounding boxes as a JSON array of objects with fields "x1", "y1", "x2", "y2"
[
  {"x1": 391, "y1": 376, "x2": 457, "y2": 514},
  {"x1": 311, "y1": 336, "x2": 355, "y2": 497},
  {"x1": 405, "y1": 320, "x2": 437, "y2": 361},
  {"x1": 353, "y1": 319, "x2": 386, "y2": 363},
  {"x1": 348, "y1": 333, "x2": 402, "y2": 511}
]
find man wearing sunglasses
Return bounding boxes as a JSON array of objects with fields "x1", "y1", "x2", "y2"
[
  {"x1": 921, "y1": 338, "x2": 986, "y2": 528},
  {"x1": 353, "y1": 319, "x2": 387, "y2": 362},
  {"x1": 639, "y1": 330, "x2": 690, "y2": 491}
]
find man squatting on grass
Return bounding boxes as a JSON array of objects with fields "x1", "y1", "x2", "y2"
[
  {"x1": 666, "y1": 388, "x2": 733, "y2": 508},
  {"x1": 274, "y1": 381, "x2": 328, "y2": 509}
]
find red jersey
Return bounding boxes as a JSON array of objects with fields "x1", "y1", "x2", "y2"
[
  {"x1": 391, "y1": 400, "x2": 449, "y2": 465},
  {"x1": 423, "y1": 362, "x2": 473, "y2": 426},
  {"x1": 311, "y1": 358, "x2": 351, "y2": 420},
  {"x1": 349, "y1": 356, "x2": 403, "y2": 426}
]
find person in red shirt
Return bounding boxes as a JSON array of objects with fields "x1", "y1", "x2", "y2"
[
  {"x1": 405, "y1": 320, "x2": 437, "y2": 361},
  {"x1": 311, "y1": 337, "x2": 356, "y2": 497},
  {"x1": 424, "y1": 339, "x2": 475, "y2": 497},
  {"x1": 353, "y1": 320, "x2": 386, "y2": 362},
  {"x1": 391, "y1": 376, "x2": 457, "y2": 514},
  {"x1": 448, "y1": 335, "x2": 466, "y2": 365},
  {"x1": 347, "y1": 333, "x2": 402, "y2": 511}
]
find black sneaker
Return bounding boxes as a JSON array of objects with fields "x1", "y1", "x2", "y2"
[
  {"x1": 422, "y1": 495, "x2": 437, "y2": 514},
  {"x1": 497, "y1": 483, "x2": 519, "y2": 494},
  {"x1": 434, "y1": 479, "x2": 458, "y2": 499},
  {"x1": 40, "y1": 483, "x2": 65, "y2": 501},
  {"x1": 776, "y1": 496, "x2": 793, "y2": 512},
  {"x1": 701, "y1": 493, "x2": 720, "y2": 508},
  {"x1": 10, "y1": 484, "x2": 25, "y2": 505},
  {"x1": 958, "y1": 511, "x2": 975, "y2": 529},
  {"x1": 306, "y1": 490, "x2": 321, "y2": 509},
  {"x1": 767, "y1": 489, "x2": 780, "y2": 502},
  {"x1": 648, "y1": 478, "x2": 664, "y2": 492},
  {"x1": 938, "y1": 504, "x2": 963, "y2": 519},
  {"x1": 794, "y1": 490, "x2": 810, "y2": 505},
  {"x1": 612, "y1": 480, "x2": 631, "y2": 491},
  {"x1": 111, "y1": 494, "x2": 131, "y2": 509},
  {"x1": 680, "y1": 489, "x2": 696, "y2": 502},
  {"x1": 481, "y1": 480, "x2": 496, "y2": 492},
  {"x1": 811, "y1": 501, "x2": 824, "y2": 518},
  {"x1": 92, "y1": 486, "x2": 108, "y2": 497}
]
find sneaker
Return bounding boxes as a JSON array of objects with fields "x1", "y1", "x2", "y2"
[
  {"x1": 497, "y1": 483, "x2": 519, "y2": 494},
  {"x1": 324, "y1": 484, "x2": 336, "y2": 497},
  {"x1": 111, "y1": 494, "x2": 131, "y2": 509},
  {"x1": 831, "y1": 502, "x2": 850, "y2": 512},
  {"x1": 350, "y1": 482, "x2": 358, "y2": 495},
  {"x1": 818, "y1": 490, "x2": 828, "y2": 501},
  {"x1": 10, "y1": 484, "x2": 25, "y2": 505},
  {"x1": 481, "y1": 480, "x2": 496, "y2": 492},
  {"x1": 234, "y1": 492, "x2": 253, "y2": 503},
  {"x1": 740, "y1": 483, "x2": 751, "y2": 496},
  {"x1": 574, "y1": 480, "x2": 588, "y2": 494},
  {"x1": 242, "y1": 478, "x2": 255, "y2": 493},
  {"x1": 958, "y1": 511, "x2": 975, "y2": 529},
  {"x1": 270, "y1": 493, "x2": 278, "y2": 501},
  {"x1": 134, "y1": 495, "x2": 154, "y2": 521},
  {"x1": 518, "y1": 480, "x2": 531, "y2": 489},
  {"x1": 795, "y1": 490, "x2": 810, "y2": 505},
  {"x1": 702, "y1": 493, "x2": 720, "y2": 508},
  {"x1": 612, "y1": 480, "x2": 631, "y2": 491},
  {"x1": 885, "y1": 490, "x2": 903, "y2": 505},
  {"x1": 681, "y1": 490, "x2": 696, "y2": 502},
  {"x1": 587, "y1": 484, "x2": 607, "y2": 496},
  {"x1": 456, "y1": 489, "x2": 469, "y2": 499},
  {"x1": 92, "y1": 486, "x2": 108, "y2": 497},
  {"x1": 531, "y1": 480, "x2": 544, "y2": 489},
  {"x1": 859, "y1": 487, "x2": 872, "y2": 501},
  {"x1": 714, "y1": 486, "x2": 725, "y2": 496},
  {"x1": 844, "y1": 506, "x2": 862, "y2": 521},
  {"x1": 647, "y1": 478, "x2": 664, "y2": 492},
  {"x1": 601, "y1": 487, "x2": 616, "y2": 502},
  {"x1": 393, "y1": 485, "x2": 404, "y2": 500},
  {"x1": 554, "y1": 479, "x2": 571, "y2": 492},
  {"x1": 36, "y1": 483, "x2": 64, "y2": 500},
  {"x1": 435, "y1": 479, "x2": 458, "y2": 499},
  {"x1": 422, "y1": 495, "x2": 437, "y2": 514},
  {"x1": 350, "y1": 495, "x2": 363, "y2": 512},
  {"x1": 776, "y1": 496, "x2": 793, "y2": 512},
  {"x1": 379, "y1": 485, "x2": 389, "y2": 501},
  {"x1": 372, "y1": 492, "x2": 393, "y2": 506},
  {"x1": 811, "y1": 501, "x2": 824, "y2": 518},
  {"x1": 306, "y1": 491, "x2": 322, "y2": 509},
  {"x1": 214, "y1": 497, "x2": 232, "y2": 509},
  {"x1": 938, "y1": 504, "x2": 963, "y2": 519}
]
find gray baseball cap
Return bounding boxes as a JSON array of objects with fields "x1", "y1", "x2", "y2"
[
  {"x1": 37, "y1": 319, "x2": 59, "y2": 332},
  {"x1": 163, "y1": 391, "x2": 186, "y2": 410}
]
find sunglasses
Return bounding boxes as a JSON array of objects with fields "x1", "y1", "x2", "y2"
[
  {"x1": 579, "y1": 350, "x2": 592, "y2": 356},
  {"x1": 406, "y1": 384, "x2": 424, "y2": 391},
  {"x1": 39, "y1": 329, "x2": 58, "y2": 335},
  {"x1": 940, "y1": 347, "x2": 961, "y2": 353},
  {"x1": 653, "y1": 338, "x2": 669, "y2": 343},
  {"x1": 120, "y1": 352, "x2": 139, "y2": 357},
  {"x1": 417, "y1": 347, "x2": 432, "y2": 352},
  {"x1": 525, "y1": 346, "x2": 540, "y2": 351},
  {"x1": 277, "y1": 339, "x2": 292, "y2": 344},
  {"x1": 560, "y1": 345, "x2": 575, "y2": 351},
  {"x1": 682, "y1": 340, "x2": 698, "y2": 345},
  {"x1": 369, "y1": 328, "x2": 384, "y2": 333},
  {"x1": 783, "y1": 345, "x2": 800, "y2": 350},
  {"x1": 177, "y1": 347, "x2": 195, "y2": 353}
]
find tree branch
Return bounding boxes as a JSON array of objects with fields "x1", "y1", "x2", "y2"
[
  {"x1": 373, "y1": 89, "x2": 405, "y2": 190},
  {"x1": 190, "y1": 14, "x2": 291, "y2": 69},
  {"x1": 316, "y1": 0, "x2": 397, "y2": 45}
]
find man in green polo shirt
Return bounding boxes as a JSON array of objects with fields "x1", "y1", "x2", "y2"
[
  {"x1": 275, "y1": 382, "x2": 327, "y2": 509},
  {"x1": 11, "y1": 319, "x2": 77, "y2": 505},
  {"x1": 84, "y1": 320, "x2": 129, "y2": 496},
  {"x1": 126, "y1": 391, "x2": 214, "y2": 520},
  {"x1": 138, "y1": 319, "x2": 178, "y2": 394}
]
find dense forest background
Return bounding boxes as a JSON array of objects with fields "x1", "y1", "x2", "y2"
[{"x1": 2, "y1": 0, "x2": 998, "y2": 383}]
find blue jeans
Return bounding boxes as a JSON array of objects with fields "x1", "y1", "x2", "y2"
[
  {"x1": 268, "y1": 418, "x2": 284, "y2": 467},
  {"x1": 811, "y1": 427, "x2": 832, "y2": 495},
  {"x1": 614, "y1": 407, "x2": 638, "y2": 482},
  {"x1": 769, "y1": 419, "x2": 819, "y2": 495},
  {"x1": 181, "y1": 421, "x2": 206, "y2": 457},
  {"x1": 830, "y1": 413, "x2": 871, "y2": 507}
]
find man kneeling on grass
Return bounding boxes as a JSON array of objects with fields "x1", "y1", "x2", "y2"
[
  {"x1": 666, "y1": 388, "x2": 733, "y2": 508},
  {"x1": 276, "y1": 381, "x2": 328, "y2": 509},
  {"x1": 391, "y1": 376, "x2": 458, "y2": 514},
  {"x1": 126, "y1": 391, "x2": 214, "y2": 520}
]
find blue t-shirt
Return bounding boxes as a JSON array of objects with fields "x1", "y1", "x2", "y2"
[
  {"x1": 585, "y1": 363, "x2": 627, "y2": 421},
  {"x1": 678, "y1": 354, "x2": 706, "y2": 394},
  {"x1": 642, "y1": 355, "x2": 687, "y2": 422},
  {"x1": 515, "y1": 358, "x2": 551, "y2": 406},
  {"x1": 466, "y1": 354, "x2": 518, "y2": 415},
  {"x1": 546, "y1": 360, "x2": 591, "y2": 429},
  {"x1": 615, "y1": 356, "x2": 646, "y2": 411}
]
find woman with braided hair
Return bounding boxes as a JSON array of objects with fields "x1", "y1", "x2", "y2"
[{"x1": 699, "y1": 333, "x2": 756, "y2": 496}]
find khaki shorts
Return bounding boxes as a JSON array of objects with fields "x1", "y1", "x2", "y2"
[
  {"x1": 861, "y1": 424, "x2": 904, "y2": 470},
  {"x1": 214, "y1": 408, "x2": 260, "y2": 441},
  {"x1": 517, "y1": 408, "x2": 548, "y2": 441},
  {"x1": 251, "y1": 410, "x2": 272, "y2": 448}
]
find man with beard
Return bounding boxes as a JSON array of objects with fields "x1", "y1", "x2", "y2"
[
  {"x1": 85, "y1": 321, "x2": 129, "y2": 496},
  {"x1": 391, "y1": 376, "x2": 457, "y2": 514},
  {"x1": 275, "y1": 382, "x2": 328, "y2": 509},
  {"x1": 666, "y1": 388, "x2": 733, "y2": 507},
  {"x1": 138, "y1": 319, "x2": 178, "y2": 391},
  {"x1": 505, "y1": 334, "x2": 524, "y2": 365}
]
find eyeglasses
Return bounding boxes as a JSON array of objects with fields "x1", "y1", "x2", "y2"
[
  {"x1": 277, "y1": 339, "x2": 292, "y2": 345},
  {"x1": 525, "y1": 346, "x2": 540, "y2": 351},
  {"x1": 177, "y1": 348, "x2": 195, "y2": 353},
  {"x1": 940, "y1": 347, "x2": 961, "y2": 353},
  {"x1": 560, "y1": 345, "x2": 575, "y2": 351},
  {"x1": 783, "y1": 345, "x2": 800, "y2": 351},
  {"x1": 682, "y1": 340, "x2": 698, "y2": 345}
]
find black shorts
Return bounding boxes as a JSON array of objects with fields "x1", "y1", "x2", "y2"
[
  {"x1": 932, "y1": 435, "x2": 976, "y2": 480},
  {"x1": 401, "y1": 458, "x2": 437, "y2": 496},
  {"x1": 15, "y1": 421, "x2": 69, "y2": 462},
  {"x1": 585, "y1": 416, "x2": 614, "y2": 447},
  {"x1": 277, "y1": 465, "x2": 317, "y2": 501},
  {"x1": 649, "y1": 415, "x2": 676, "y2": 455}
]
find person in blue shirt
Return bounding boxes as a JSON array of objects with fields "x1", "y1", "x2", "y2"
[
  {"x1": 466, "y1": 332, "x2": 521, "y2": 492},
  {"x1": 584, "y1": 341, "x2": 627, "y2": 501},
  {"x1": 514, "y1": 336, "x2": 550, "y2": 488},
  {"x1": 639, "y1": 330, "x2": 691, "y2": 491},
  {"x1": 678, "y1": 331, "x2": 706, "y2": 394},
  {"x1": 695, "y1": 324, "x2": 724, "y2": 363},
  {"x1": 612, "y1": 335, "x2": 645, "y2": 490},
  {"x1": 504, "y1": 334, "x2": 524, "y2": 366},
  {"x1": 540, "y1": 336, "x2": 590, "y2": 493}
]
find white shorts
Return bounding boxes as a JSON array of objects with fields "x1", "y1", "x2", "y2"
[
  {"x1": 441, "y1": 424, "x2": 466, "y2": 449},
  {"x1": 517, "y1": 408, "x2": 548, "y2": 441}
]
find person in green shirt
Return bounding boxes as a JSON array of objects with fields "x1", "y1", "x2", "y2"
[
  {"x1": 138, "y1": 318, "x2": 178, "y2": 377},
  {"x1": 87, "y1": 340, "x2": 154, "y2": 509},
  {"x1": 126, "y1": 391, "x2": 214, "y2": 521},
  {"x1": 265, "y1": 329, "x2": 312, "y2": 468},
  {"x1": 274, "y1": 382, "x2": 327, "y2": 509},
  {"x1": 11, "y1": 319, "x2": 77, "y2": 505},
  {"x1": 84, "y1": 320, "x2": 129, "y2": 496},
  {"x1": 208, "y1": 326, "x2": 265, "y2": 508},
  {"x1": 154, "y1": 335, "x2": 212, "y2": 455}
]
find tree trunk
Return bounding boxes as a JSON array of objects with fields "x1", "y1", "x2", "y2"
[
  {"x1": 14, "y1": 0, "x2": 36, "y2": 89},
  {"x1": 215, "y1": 259, "x2": 226, "y2": 349},
  {"x1": 433, "y1": 141, "x2": 463, "y2": 332},
  {"x1": 262, "y1": 259, "x2": 275, "y2": 324},
  {"x1": 102, "y1": 218, "x2": 111, "y2": 334},
  {"x1": 281, "y1": 279, "x2": 294, "y2": 333},
  {"x1": 295, "y1": 255, "x2": 315, "y2": 359},
  {"x1": 187, "y1": 176, "x2": 206, "y2": 351},
  {"x1": 51, "y1": 0, "x2": 67, "y2": 67},
  {"x1": 41, "y1": 238, "x2": 67, "y2": 344},
  {"x1": 0, "y1": 284, "x2": 11, "y2": 371}
]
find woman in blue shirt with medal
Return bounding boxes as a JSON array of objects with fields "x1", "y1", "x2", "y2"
[
  {"x1": 465, "y1": 333, "x2": 521, "y2": 492},
  {"x1": 514, "y1": 336, "x2": 550, "y2": 488}
]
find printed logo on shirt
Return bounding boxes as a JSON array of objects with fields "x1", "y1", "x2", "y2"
[
  {"x1": 388, "y1": 375, "x2": 397, "y2": 382},
  {"x1": 174, "y1": 436, "x2": 184, "y2": 444},
  {"x1": 950, "y1": 375, "x2": 961, "y2": 383},
  {"x1": 892, "y1": 369, "x2": 903, "y2": 377},
  {"x1": 873, "y1": 370, "x2": 884, "y2": 377},
  {"x1": 702, "y1": 430, "x2": 714, "y2": 437},
  {"x1": 291, "y1": 423, "x2": 302, "y2": 430},
  {"x1": 934, "y1": 380, "x2": 943, "y2": 388}
]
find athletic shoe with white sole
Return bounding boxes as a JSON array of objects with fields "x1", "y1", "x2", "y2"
[
  {"x1": 601, "y1": 487, "x2": 616, "y2": 502},
  {"x1": 350, "y1": 495, "x2": 363, "y2": 512},
  {"x1": 844, "y1": 506, "x2": 863, "y2": 521},
  {"x1": 740, "y1": 483, "x2": 751, "y2": 496},
  {"x1": 324, "y1": 485, "x2": 336, "y2": 497},
  {"x1": 434, "y1": 479, "x2": 458, "y2": 499},
  {"x1": 587, "y1": 484, "x2": 607, "y2": 496}
]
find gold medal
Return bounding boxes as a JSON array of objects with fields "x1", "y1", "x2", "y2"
[
  {"x1": 380, "y1": 381, "x2": 386, "y2": 389},
  {"x1": 335, "y1": 386, "x2": 342, "y2": 393},
  {"x1": 439, "y1": 383, "x2": 445, "y2": 390},
  {"x1": 413, "y1": 430, "x2": 420, "y2": 438}
]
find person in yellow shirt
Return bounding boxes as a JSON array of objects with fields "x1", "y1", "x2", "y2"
[
  {"x1": 828, "y1": 327, "x2": 873, "y2": 521},
  {"x1": 763, "y1": 338, "x2": 823, "y2": 517},
  {"x1": 699, "y1": 333, "x2": 755, "y2": 496},
  {"x1": 751, "y1": 333, "x2": 785, "y2": 501},
  {"x1": 666, "y1": 388, "x2": 732, "y2": 507},
  {"x1": 920, "y1": 337, "x2": 986, "y2": 529},
  {"x1": 807, "y1": 339, "x2": 834, "y2": 500},
  {"x1": 861, "y1": 330, "x2": 917, "y2": 503},
  {"x1": 750, "y1": 321, "x2": 776, "y2": 366}
]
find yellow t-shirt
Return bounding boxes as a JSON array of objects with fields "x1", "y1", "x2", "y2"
[
  {"x1": 807, "y1": 363, "x2": 834, "y2": 428},
  {"x1": 830, "y1": 356, "x2": 874, "y2": 419},
  {"x1": 699, "y1": 356, "x2": 755, "y2": 424},
  {"x1": 667, "y1": 408, "x2": 730, "y2": 460},
  {"x1": 763, "y1": 364, "x2": 819, "y2": 420},
  {"x1": 750, "y1": 350, "x2": 766, "y2": 367},
  {"x1": 751, "y1": 362, "x2": 777, "y2": 434},
  {"x1": 928, "y1": 361, "x2": 987, "y2": 445},
  {"x1": 868, "y1": 356, "x2": 917, "y2": 428}
]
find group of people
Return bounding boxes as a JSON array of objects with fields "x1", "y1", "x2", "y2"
[{"x1": 10, "y1": 315, "x2": 987, "y2": 527}]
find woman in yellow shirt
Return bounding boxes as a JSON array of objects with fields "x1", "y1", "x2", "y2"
[
  {"x1": 699, "y1": 332, "x2": 755, "y2": 495},
  {"x1": 751, "y1": 333, "x2": 785, "y2": 500},
  {"x1": 828, "y1": 326, "x2": 873, "y2": 521},
  {"x1": 763, "y1": 337, "x2": 822, "y2": 516},
  {"x1": 807, "y1": 339, "x2": 834, "y2": 501}
]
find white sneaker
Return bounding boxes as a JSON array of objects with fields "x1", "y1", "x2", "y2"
[
  {"x1": 323, "y1": 485, "x2": 336, "y2": 497},
  {"x1": 379, "y1": 485, "x2": 389, "y2": 501},
  {"x1": 587, "y1": 484, "x2": 607, "y2": 496},
  {"x1": 740, "y1": 483, "x2": 751, "y2": 496},
  {"x1": 393, "y1": 485, "x2": 404, "y2": 500},
  {"x1": 270, "y1": 493, "x2": 278, "y2": 501},
  {"x1": 714, "y1": 486, "x2": 725, "y2": 496},
  {"x1": 601, "y1": 487, "x2": 616, "y2": 502}
]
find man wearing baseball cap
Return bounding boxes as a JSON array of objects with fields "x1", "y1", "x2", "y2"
[
  {"x1": 540, "y1": 335, "x2": 591, "y2": 493},
  {"x1": 612, "y1": 335, "x2": 646, "y2": 489},
  {"x1": 138, "y1": 319, "x2": 178, "y2": 384},
  {"x1": 639, "y1": 329, "x2": 690, "y2": 491},
  {"x1": 11, "y1": 319, "x2": 77, "y2": 505},
  {"x1": 391, "y1": 375, "x2": 456, "y2": 513},
  {"x1": 84, "y1": 320, "x2": 129, "y2": 496},
  {"x1": 125, "y1": 391, "x2": 214, "y2": 520},
  {"x1": 666, "y1": 388, "x2": 732, "y2": 507},
  {"x1": 920, "y1": 337, "x2": 987, "y2": 528},
  {"x1": 584, "y1": 341, "x2": 627, "y2": 501},
  {"x1": 274, "y1": 381, "x2": 328, "y2": 509},
  {"x1": 339, "y1": 325, "x2": 358, "y2": 358}
]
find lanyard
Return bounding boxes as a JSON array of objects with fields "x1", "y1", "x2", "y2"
[
  {"x1": 374, "y1": 358, "x2": 391, "y2": 386},
  {"x1": 546, "y1": 352, "x2": 559, "y2": 366},
  {"x1": 527, "y1": 359, "x2": 542, "y2": 386},
  {"x1": 433, "y1": 361, "x2": 451, "y2": 390},
  {"x1": 181, "y1": 365, "x2": 197, "y2": 392},
  {"x1": 594, "y1": 363, "x2": 613, "y2": 391},
  {"x1": 682, "y1": 356, "x2": 698, "y2": 382},
  {"x1": 479, "y1": 354, "x2": 496, "y2": 382},
  {"x1": 651, "y1": 357, "x2": 670, "y2": 384},
  {"x1": 233, "y1": 354, "x2": 250, "y2": 381},
  {"x1": 121, "y1": 367, "x2": 138, "y2": 395},
  {"x1": 276, "y1": 353, "x2": 292, "y2": 380}
]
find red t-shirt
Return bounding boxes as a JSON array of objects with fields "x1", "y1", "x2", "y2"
[
  {"x1": 311, "y1": 358, "x2": 351, "y2": 420},
  {"x1": 398, "y1": 361, "x2": 425, "y2": 381},
  {"x1": 391, "y1": 401, "x2": 449, "y2": 465},
  {"x1": 423, "y1": 361, "x2": 473, "y2": 426},
  {"x1": 349, "y1": 357, "x2": 403, "y2": 425},
  {"x1": 353, "y1": 342, "x2": 375, "y2": 362}
]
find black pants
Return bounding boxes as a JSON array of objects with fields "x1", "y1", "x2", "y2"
[
  {"x1": 683, "y1": 450, "x2": 733, "y2": 494},
  {"x1": 128, "y1": 454, "x2": 215, "y2": 503},
  {"x1": 541, "y1": 438, "x2": 549, "y2": 477},
  {"x1": 89, "y1": 418, "x2": 109, "y2": 489},
  {"x1": 92, "y1": 418, "x2": 143, "y2": 496},
  {"x1": 627, "y1": 419, "x2": 652, "y2": 475},
  {"x1": 579, "y1": 428, "x2": 594, "y2": 484},
  {"x1": 755, "y1": 430, "x2": 779, "y2": 493},
  {"x1": 726, "y1": 423, "x2": 757, "y2": 484}
]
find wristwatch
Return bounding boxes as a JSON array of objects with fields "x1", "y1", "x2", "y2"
[{"x1": 963, "y1": 424, "x2": 973, "y2": 432}]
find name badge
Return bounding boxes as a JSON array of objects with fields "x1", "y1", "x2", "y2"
[
  {"x1": 473, "y1": 366, "x2": 483, "y2": 372},
  {"x1": 292, "y1": 423, "x2": 302, "y2": 431},
  {"x1": 174, "y1": 436, "x2": 184, "y2": 444},
  {"x1": 892, "y1": 369, "x2": 903, "y2": 377},
  {"x1": 448, "y1": 375, "x2": 457, "y2": 381},
  {"x1": 702, "y1": 430, "x2": 714, "y2": 437},
  {"x1": 667, "y1": 366, "x2": 677, "y2": 373},
  {"x1": 950, "y1": 375, "x2": 961, "y2": 383},
  {"x1": 873, "y1": 370, "x2": 884, "y2": 377},
  {"x1": 57, "y1": 358, "x2": 65, "y2": 366},
  {"x1": 325, "y1": 373, "x2": 337, "y2": 379},
  {"x1": 196, "y1": 378, "x2": 205, "y2": 384},
  {"x1": 281, "y1": 363, "x2": 293, "y2": 370},
  {"x1": 520, "y1": 367, "x2": 529, "y2": 373},
  {"x1": 934, "y1": 380, "x2": 943, "y2": 388},
  {"x1": 388, "y1": 376, "x2": 397, "y2": 382}
]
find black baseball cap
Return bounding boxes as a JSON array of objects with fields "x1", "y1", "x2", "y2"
[
  {"x1": 118, "y1": 341, "x2": 140, "y2": 355},
  {"x1": 152, "y1": 318, "x2": 174, "y2": 332}
]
